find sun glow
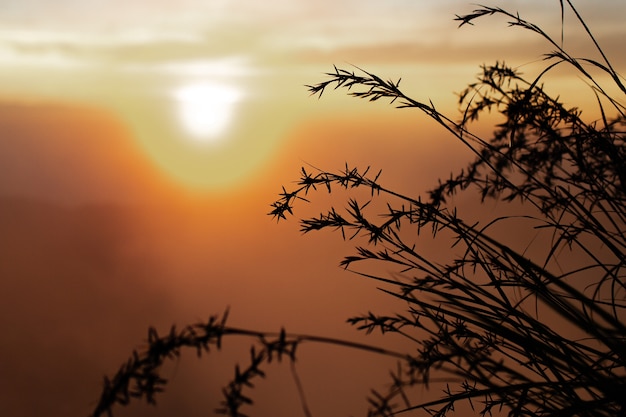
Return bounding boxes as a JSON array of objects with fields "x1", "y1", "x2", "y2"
[{"x1": 174, "y1": 82, "x2": 243, "y2": 144}]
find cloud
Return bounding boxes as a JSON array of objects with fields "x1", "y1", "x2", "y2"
[{"x1": 1, "y1": 1, "x2": 624, "y2": 73}]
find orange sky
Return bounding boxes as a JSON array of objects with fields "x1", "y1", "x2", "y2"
[{"x1": 1, "y1": 2, "x2": 625, "y2": 417}]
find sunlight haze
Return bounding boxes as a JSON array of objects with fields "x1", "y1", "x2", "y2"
[
  {"x1": 1, "y1": 1, "x2": 624, "y2": 189},
  {"x1": 1, "y1": 2, "x2": 625, "y2": 417}
]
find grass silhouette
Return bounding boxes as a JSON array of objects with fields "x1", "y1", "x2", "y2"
[{"x1": 91, "y1": 1, "x2": 625, "y2": 416}]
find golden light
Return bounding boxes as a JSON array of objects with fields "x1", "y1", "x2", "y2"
[{"x1": 173, "y1": 81, "x2": 243, "y2": 144}]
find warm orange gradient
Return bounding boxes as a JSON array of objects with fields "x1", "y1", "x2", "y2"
[
  {"x1": 1, "y1": 2, "x2": 625, "y2": 417},
  {"x1": 0, "y1": 103, "x2": 458, "y2": 417}
]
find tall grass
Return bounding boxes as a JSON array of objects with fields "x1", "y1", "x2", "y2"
[{"x1": 91, "y1": 2, "x2": 625, "y2": 416}]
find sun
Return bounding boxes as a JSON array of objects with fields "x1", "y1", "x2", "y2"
[
  {"x1": 174, "y1": 82, "x2": 243, "y2": 144},
  {"x1": 114, "y1": 78, "x2": 296, "y2": 191}
]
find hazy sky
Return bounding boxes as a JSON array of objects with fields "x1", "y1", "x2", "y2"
[
  {"x1": 0, "y1": 2, "x2": 624, "y2": 417},
  {"x1": 1, "y1": 0, "x2": 623, "y2": 190}
]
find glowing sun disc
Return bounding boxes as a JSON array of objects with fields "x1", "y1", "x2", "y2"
[{"x1": 174, "y1": 82, "x2": 242, "y2": 143}]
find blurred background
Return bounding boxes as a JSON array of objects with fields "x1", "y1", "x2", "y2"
[{"x1": 0, "y1": 1, "x2": 624, "y2": 416}]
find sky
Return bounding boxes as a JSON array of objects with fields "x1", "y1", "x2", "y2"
[{"x1": 0, "y1": 1, "x2": 624, "y2": 417}]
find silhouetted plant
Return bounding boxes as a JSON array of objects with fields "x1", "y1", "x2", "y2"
[
  {"x1": 90, "y1": 309, "x2": 406, "y2": 417},
  {"x1": 91, "y1": 2, "x2": 625, "y2": 416}
]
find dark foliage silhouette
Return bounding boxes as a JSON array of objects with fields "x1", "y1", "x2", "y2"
[{"x1": 91, "y1": 2, "x2": 625, "y2": 416}]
